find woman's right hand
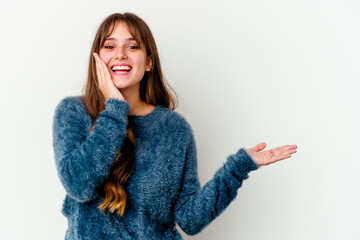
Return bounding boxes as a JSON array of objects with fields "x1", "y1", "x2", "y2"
[
  {"x1": 93, "y1": 52, "x2": 125, "y2": 101},
  {"x1": 245, "y1": 142, "x2": 298, "y2": 166}
]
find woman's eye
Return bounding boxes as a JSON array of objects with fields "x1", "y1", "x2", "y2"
[{"x1": 103, "y1": 45, "x2": 138, "y2": 50}]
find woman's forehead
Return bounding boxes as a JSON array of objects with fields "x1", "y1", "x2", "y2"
[{"x1": 107, "y1": 21, "x2": 139, "y2": 40}]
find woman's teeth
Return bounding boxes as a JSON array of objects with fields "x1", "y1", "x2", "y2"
[{"x1": 112, "y1": 65, "x2": 131, "y2": 72}]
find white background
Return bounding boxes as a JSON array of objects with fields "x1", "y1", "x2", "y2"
[{"x1": 0, "y1": 0, "x2": 359, "y2": 239}]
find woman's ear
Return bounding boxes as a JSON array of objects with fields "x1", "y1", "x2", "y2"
[{"x1": 145, "y1": 56, "x2": 153, "y2": 72}]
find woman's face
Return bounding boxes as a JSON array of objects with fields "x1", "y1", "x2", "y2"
[{"x1": 99, "y1": 21, "x2": 152, "y2": 91}]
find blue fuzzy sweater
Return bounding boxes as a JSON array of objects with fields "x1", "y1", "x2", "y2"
[{"x1": 52, "y1": 96, "x2": 259, "y2": 240}]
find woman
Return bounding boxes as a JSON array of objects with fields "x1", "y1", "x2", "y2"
[{"x1": 52, "y1": 12, "x2": 297, "y2": 239}]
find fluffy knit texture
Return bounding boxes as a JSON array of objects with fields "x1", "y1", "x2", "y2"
[{"x1": 52, "y1": 96, "x2": 259, "y2": 240}]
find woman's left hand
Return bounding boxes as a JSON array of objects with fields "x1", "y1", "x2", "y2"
[{"x1": 245, "y1": 142, "x2": 298, "y2": 166}]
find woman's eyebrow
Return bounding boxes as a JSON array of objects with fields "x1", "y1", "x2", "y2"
[{"x1": 105, "y1": 37, "x2": 136, "y2": 42}]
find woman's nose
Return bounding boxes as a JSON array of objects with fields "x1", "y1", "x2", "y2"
[{"x1": 115, "y1": 47, "x2": 127, "y2": 60}]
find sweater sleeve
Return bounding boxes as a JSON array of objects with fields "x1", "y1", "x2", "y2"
[
  {"x1": 52, "y1": 97, "x2": 130, "y2": 202},
  {"x1": 174, "y1": 131, "x2": 259, "y2": 236}
]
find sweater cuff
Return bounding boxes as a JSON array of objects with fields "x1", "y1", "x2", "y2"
[
  {"x1": 229, "y1": 148, "x2": 259, "y2": 183},
  {"x1": 96, "y1": 98, "x2": 130, "y2": 126},
  {"x1": 103, "y1": 98, "x2": 129, "y2": 115},
  {"x1": 105, "y1": 98, "x2": 130, "y2": 113}
]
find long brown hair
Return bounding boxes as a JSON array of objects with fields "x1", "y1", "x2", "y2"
[{"x1": 82, "y1": 12, "x2": 177, "y2": 216}]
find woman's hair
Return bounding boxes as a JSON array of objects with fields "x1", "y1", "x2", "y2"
[{"x1": 82, "y1": 12, "x2": 177, "y2": 216}]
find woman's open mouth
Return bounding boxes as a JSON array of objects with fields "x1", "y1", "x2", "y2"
[{"x1": 111, "y1": 65, "x2": 132, "y2": 76}]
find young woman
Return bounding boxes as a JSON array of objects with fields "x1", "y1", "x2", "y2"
[{"x1": 52, "y1": 12, "x2": 297, "y2": 240}]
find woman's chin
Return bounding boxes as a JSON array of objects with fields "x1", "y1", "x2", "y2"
[
  {"x1": 113, "y1": 81, "x2": 140, "y2": 92},
  {"x1": 112, "y1": 79, "x2": 128, "y2": 88}
]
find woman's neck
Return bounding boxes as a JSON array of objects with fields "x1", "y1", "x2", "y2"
[{"x1": 121, "y1": 85, "x2": 154, "y2": 116}]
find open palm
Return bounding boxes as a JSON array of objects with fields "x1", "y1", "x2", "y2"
[{"x1": 246, "y1": 142, "x2": 298, "y2": 166}]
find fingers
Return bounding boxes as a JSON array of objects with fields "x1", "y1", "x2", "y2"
[
  {"x1": 99, "y1": 55, "x2": 111, "y2": 80},
  {"x1": 93, "y1": 53, "x2": 103, "y2": 83},
  {"x1": 275, "y1": 149, "x2": 297, "y2": 160},
  {"x1": 93, "y1": 52, "x2": 124, "y2": 101},
  {"x1": 283, "y1": 148, "x2": 297, "y2": 156},
  {"x1": 251, "y1": 144, "x2": 298, "y2": 166},
  {"x1": 94, "y1": 53, "x2": 102, "y2": 86},
  {"x1": 272, "y1": 144, "x2": 298, "y2": 154},
  {"x1": 268, "y1": 147, "x2": 297, "y2": 165},
  {"x1": 93, "y1": 52, "x2": 112, "y2": 91},
  {"x1": 102, "y1": 59, "x2": 112, "y2": 81},
  {"x1": 251, "y1": 142, "x2": 267, "y2": 152},
  {"x1": 93, "y1": 53, "x2": 107, "y2": 83},
  {"x1": 93, "y1": 52, "x2": 110, "y2": 98}
]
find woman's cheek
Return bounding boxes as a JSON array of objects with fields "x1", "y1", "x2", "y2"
[{"x1": 98, "y1": 51, "x2": 110, "y2": 64}]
